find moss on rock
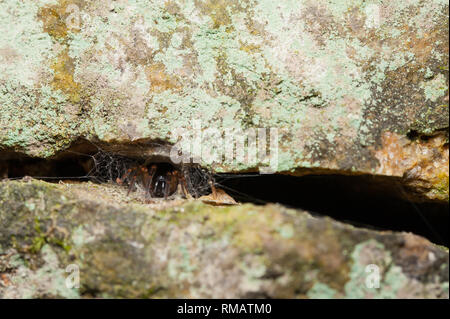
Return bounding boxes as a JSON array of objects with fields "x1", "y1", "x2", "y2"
[{"x1": 0, "y1": 179, "x2": 447, "y2": 298}]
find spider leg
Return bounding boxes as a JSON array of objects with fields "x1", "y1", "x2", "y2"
[
  {"x1": 146, "y1": 165, "x2": 156, "y2": 199},
  {"x1": 117, "y1": 167, "x2": 133, "y2": 185},
  {"x1": 164, "y1": 172, "x2": 171, "y2": 199},
  {"x1": 209, "y1": 175, "x2": 217, "y2": 199},
  {"x1": 178, "y1": 172, "x2": 192, "y2": 199},
  {"x1": 184, "y1": 168, "x2": 197, "y2": 198},
  {"x1": 169, "y1": 170, "x2": 179, "y2": 198},
  {"x1": 139, "y1": 166, "x2": 148, "y2": 187},
  {"x1": 127, "y1": 173, "x2": 137, "y2": 196}
]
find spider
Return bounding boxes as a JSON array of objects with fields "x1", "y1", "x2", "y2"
[
  {"x1": 115, "y1": 161, "x2": 237, "y2": 205},
  {"x1": 116, "y1": 162, "x2": 191, "y2": 200}
]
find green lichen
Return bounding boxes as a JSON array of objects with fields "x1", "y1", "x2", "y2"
[
  {"x1": 344, "y1": 240, "x2": 408, "y2": 298},
  {"x1": 0, "y1": 0, "x2": 56, "y2": 86},
  {"x1": 1, "y1": 244, "x2": 79, "y2": 298},
  {"x1": 277, "y1": 223, "x2": 295, "y2": 239},
  {"x1": 307, "y1": 282, "x2": 338, "y2": 299},
  {"x1": 421, "y1": 74, "x2": 448, "y2": 102}
]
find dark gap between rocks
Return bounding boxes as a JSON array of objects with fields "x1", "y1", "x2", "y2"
[
  {"x1": 0, "y1": 152, "x2": 448, "y2": 246},
  {"x1": 1, "y1": 157, "x2": 92, "y2": 182},
  {"x1": 216, "y1": 174, "x2": 449, "y2": 247}
]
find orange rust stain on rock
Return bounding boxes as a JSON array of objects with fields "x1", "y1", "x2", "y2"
[
  {"x1": 51, "y1": 48, "x2": 81, "y2": 103},
  {"x1": 375, "y1": 132, "x2": 449, "y2": 201},
  {"x1": 404, "y1": 29, "x2": 441, "y2": 66},
  {"x1": 38, "y1": 1, "x2": 83, "y2": 103},
  {"x1": 145, "y1": 63, "x2": 181, "y2": 93},
  {"x1": 38, "y1": 0, "x2": 82, "y2": 40},
  {"x1": 38, "y1": 6, "x2": 69, "y2": 40}
]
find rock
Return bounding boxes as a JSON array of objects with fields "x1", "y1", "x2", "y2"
[
  {"x1": 0, "y1": 0, "x2": 448, "y2": 201},
  {"x1": 0, "y1": 179, "x2": 447, "y2": 298}
]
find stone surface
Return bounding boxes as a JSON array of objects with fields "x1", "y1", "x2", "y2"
[
  {"x1": 0, "y1": 0, "x2": 448, "y2": 201},
  {"x1": 0, "y1": 179, "x2": 448, "y2": 298}
]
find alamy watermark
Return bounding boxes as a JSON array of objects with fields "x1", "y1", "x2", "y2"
[
  {"x1": 365, "y1": 264, "x2": 381, "y2": 289},
  {"x1": 65, "y1": 264, "x2": 80, "y2": 289},
  {"x1": 169, "y1": 119, "x2": 279, "y2": 174}
]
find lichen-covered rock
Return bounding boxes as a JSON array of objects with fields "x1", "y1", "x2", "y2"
[
  {"x1": 0, "y1": 179, "x2": 447, "y2": 298},
  {"x1": 0, "y1": 0, "x2": 448, "y2": 201}
]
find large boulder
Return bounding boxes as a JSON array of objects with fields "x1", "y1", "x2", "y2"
[
  {"x1": 0, "y1": 179, "x2": 448, "y2": 298},
  {"x1": 0, "y1": 0, "x2": 448, "y2": 201}
]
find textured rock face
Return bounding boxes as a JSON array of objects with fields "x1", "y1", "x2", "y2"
[
  {"x1": 0, "y1": 179, "x2": 448, "y2": 298},
  {"x1": 0, "y1": 0, "x2": 448, "y2": 299},
  {"x1": 0, "y1": 0, "x2": 448, "y2": 201}
]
